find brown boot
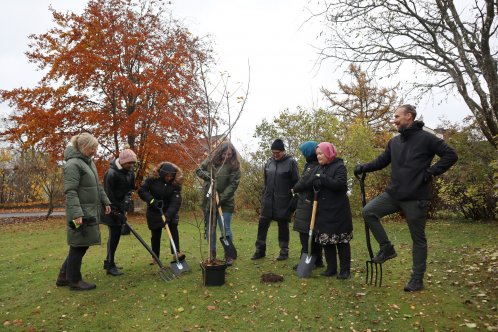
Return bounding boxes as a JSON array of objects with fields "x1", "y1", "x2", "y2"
[
  {"x1": 56, "y1": 271, "x2": 69, "y2": 287},
  {"x1": 172, "y1": 251, "x2": 186, "y2": 262},
  {"x1": 69, "y1": 280, "x2": 96, "y2": 291}
]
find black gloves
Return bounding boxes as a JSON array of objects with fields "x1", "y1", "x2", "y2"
[
  {"x1": 149, "y1": 198, "x2": 163, "y2": 209},
  {"x1": 423, "y1": 170, "x2": 434, "y2": 182},
  {"x1": 354, "y1": 164, "x2": 365, "y2": 177},
  {"x1": 312, "y1": 174, "x2": 323, "y2": 189},
  {"x1": 122, "y1": 193, "x2": 132, "y2": 212}
]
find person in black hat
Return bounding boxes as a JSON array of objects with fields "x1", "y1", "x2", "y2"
[
  {"x1": 251, "y1": 139, "x2": 299, "y2": 261},
  {"x1": 138, "y1": 161, "x2": 184, "y2": 264}
]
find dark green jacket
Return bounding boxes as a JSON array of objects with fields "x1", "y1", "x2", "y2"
[
  {"x1": 64, "y1": 145, "x2": 111, "y2": 247},
  {"x1": 196, "y1": 159, "x2": 241, "y2": 213}
]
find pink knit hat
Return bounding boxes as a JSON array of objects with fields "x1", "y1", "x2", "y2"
[
  {"x1": 119, "y1": 149, "x2": 137, "y2": 164},
  {"x1": 317, "y1": 142, "x2": 337, "y2": 163}
]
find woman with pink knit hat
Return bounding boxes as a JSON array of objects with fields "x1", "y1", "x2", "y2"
[
  {"x1": 100, "y1": 148, "x2": 137, "y2": 276},
  {"x1": 312, "y1": 142, "x2": 353, "y2": 279}
]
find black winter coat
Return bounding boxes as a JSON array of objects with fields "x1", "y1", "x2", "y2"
[
  {"x1": 292, "y1": 160, "x2": 319, "y2": 233},
  {"x1": 363, "y1": 121, "x2": 458, "y2": 200},
  {"x1": 314, "y1": 158, "x2": 353, "y2": 236},
  {"x1": 100, "y1": 159, "x2": 136, "y2": 227},
  {"x1": 138, "y1": 177, "x2": 182, "y2": 230},
  {"x1": 260, "y1": 154, "x2": 299, "y2": 221}
]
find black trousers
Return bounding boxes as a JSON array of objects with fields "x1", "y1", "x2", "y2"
[
  {"x1": 255, "y1": 216, "x2": 289, "y2": 253},
  {"x1": 106, "y1": 225, "x2": 122, "y2": 264},
  {"x1": 150, "y1": 224, "x2": 180, "y2": 259},
  {"x1": 323, "y1": 242, "x2": 351, "y2": 273},
  {"x1": 60, "y1": 246, "x2": 89, "y2": 282}
]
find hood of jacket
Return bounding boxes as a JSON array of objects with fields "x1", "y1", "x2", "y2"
[
  {"x1": 399, "y1": 120, "x2": 424, "y2": 141},
  {"x1": 64, "y1": 144, "x2": 91, "y2": 164}
]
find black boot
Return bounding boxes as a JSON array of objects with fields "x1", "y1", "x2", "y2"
[
  {"x1": 336, "y1": 243, "x2": 351, "y2": 280},
  {"x1": 104, "y1": 260, "x2": 123, "y2": 276},
  {"x1": 107, "y1": 265, "x2": 124, "y2": 276},
  {"x1": 103, "y1": 260, "x2": 122, "y2": 270},
  {"x1": 321, "y1": 245, "x2": 337, "y2": 277},
  {"x1": 56, "y1": 271, "x2": 69, "y2": 287},
  {"x1": 276, "y1": 243, "x2": 289, "y2": 261},
  {"x1": 372, "y1": 245, "x2": 397, "y2": 263},
  {"x1": 69, "y1": 280, "x2": 96, "y2": 291},
  {"x1": 404, "y1": 277, "x2": 424, "y2": 292},
  {"x1": 251, "y1": 249, "x2": 266, "y2": 260}
]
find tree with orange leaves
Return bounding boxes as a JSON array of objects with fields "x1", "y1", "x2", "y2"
[{"x1": 1, "y1": 0, "x2": 212, "y2": 182}]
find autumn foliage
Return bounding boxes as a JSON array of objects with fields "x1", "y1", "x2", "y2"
[{"x1": 1, "y1": 0, "x2": 212, "y2": 181}]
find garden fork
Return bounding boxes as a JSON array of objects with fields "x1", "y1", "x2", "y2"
[{"x1": 355, "y1": 172, "x2": 383, "y2": 287}]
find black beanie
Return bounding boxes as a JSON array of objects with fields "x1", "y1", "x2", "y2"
[
  {"x1": 159, "y1": 163, "x2": 176, "y2": 178},
  {"x1": 271, "y1": 139, "x2": 285, "y2": 151}
]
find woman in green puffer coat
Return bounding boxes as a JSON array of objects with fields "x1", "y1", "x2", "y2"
[
  {"x1": 196, "y1": 142, "x2": 241, "y2": 265},
  {"x1": 55, "y1": 133, "x2": 111, "y2": 291}
]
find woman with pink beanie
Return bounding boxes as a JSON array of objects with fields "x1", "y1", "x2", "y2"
[
  {"x1": 100, "y1": 148, "x2": 137, "y2": 276},
  {"x1": 312, "y1": 142, "x2": 353, "y2": 279}
]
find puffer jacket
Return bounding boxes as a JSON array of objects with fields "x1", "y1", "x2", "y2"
[
  {"x1": 196, "y1": 159, "x2": 241, "y2": 213},
  {"x1": 292, "y1": 160, "x2": 319, "y2": 233},
  {"x1": 64, "y1": 144, "x2": 111, "y2": 247},
  {"x1": 138, "y1": 162, "x2": 183, "y2": 230},
  {"x1": 260, "y1": 154, "x2": 299, "y2": 221},
  {"x1": 100, "y1": 158, "x2": 136, "y2": 227}
]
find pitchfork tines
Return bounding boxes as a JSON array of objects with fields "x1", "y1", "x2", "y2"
[
  {"x1": 355, "y1": 171, "x2": 383, "y2": 287},
  {"x1": 366, "y1": 259, "x2": 383, "y2": 287}
]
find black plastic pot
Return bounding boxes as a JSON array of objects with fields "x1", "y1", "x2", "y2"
[{"x1": 200, "y1": 261, "x2": 227, "y2": 286}]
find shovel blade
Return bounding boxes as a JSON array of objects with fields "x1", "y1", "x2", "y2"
[
  {"x1": 219, "y1": 236, "x2": 238, "y2": 259},
  {"x1": 170, "y1": 259, "x2": 190, "y2": 276},
  {"x1": 296, "y1": 253, "x2": 316, "y2": 278}
]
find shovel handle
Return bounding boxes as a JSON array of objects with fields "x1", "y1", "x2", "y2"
[
  {"x1": 307, "y1": 190, "x2": 319, "y2": 256},
  {"x1": 309, "y1": 189, "x2": 319, "y2": 231},
  {"x1": 215, "y1": 192, "x2": 228, "y2": 238},
  {"x1": 161, "y1": 213, "x2": 181, "y2": 262}
]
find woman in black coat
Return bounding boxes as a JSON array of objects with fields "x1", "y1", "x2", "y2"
[
  {"x1": 100, "y1": 149, "x2": 137, "y2": 276},
  {"x1": 312, "y1": 142, "x2": 353, "y2": 279},
  {"x1": 138, "y1": 162, "x2": 183, "y2": 263},
  {"x1": 291, "y1": 141, "x2": 323, "y2": 269}
]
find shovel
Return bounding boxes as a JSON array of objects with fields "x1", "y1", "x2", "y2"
[
  {"x1": 124, "y1": 220, "x2": 176, "y2": 282},
  {"x1": 215, "y1": 192, "x2": 237, "y2": 259},
  {"x1": 296, "y1": 187, "x2": 319, "y2": 278},
  {"x1": 161, "y1": 212, "x2": 190, "y2": 276}
]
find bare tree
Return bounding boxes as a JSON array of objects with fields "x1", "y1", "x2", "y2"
[{"x1": 311, "y1": 0, "x2": 498, "y2": 147}]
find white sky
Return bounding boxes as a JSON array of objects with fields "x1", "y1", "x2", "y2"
[{"x1": 0, "y1": 0, "x2": 471, "y2": 152}]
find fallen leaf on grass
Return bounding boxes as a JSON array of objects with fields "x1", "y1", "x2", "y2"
[{"x1": 207, "y1": 306, "x2": 216, "y2": 311}]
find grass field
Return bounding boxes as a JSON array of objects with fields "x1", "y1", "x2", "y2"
[{"x1": 0, "y1": 213, "x2": 497, "y2": 331}]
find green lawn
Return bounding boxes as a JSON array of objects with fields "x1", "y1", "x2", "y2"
[{"x1": 0, "y1": 213, "x2": 496, "y2": 331}]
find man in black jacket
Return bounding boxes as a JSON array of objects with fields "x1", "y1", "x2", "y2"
[
  {"x1": 100, "y1": 149, "x2": 137, "y2": 276},
  {"x1": 355, "y1": 104, "x2": 458, "y2": 292},
  {"x1": 252, "y1": 139, "x2": 299, "y2": 261}
]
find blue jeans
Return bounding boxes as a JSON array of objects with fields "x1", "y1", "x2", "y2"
[
  {"x1": 362, "y1": 192, "x2": 430, "y2": 279},
  {"x1": 204, "y1": 210, "x2": 233, "y2": 251}
]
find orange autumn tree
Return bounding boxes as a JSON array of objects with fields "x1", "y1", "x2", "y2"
[{"x1": 1, "y1": 0, "x2": 211, "y2": 181}]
